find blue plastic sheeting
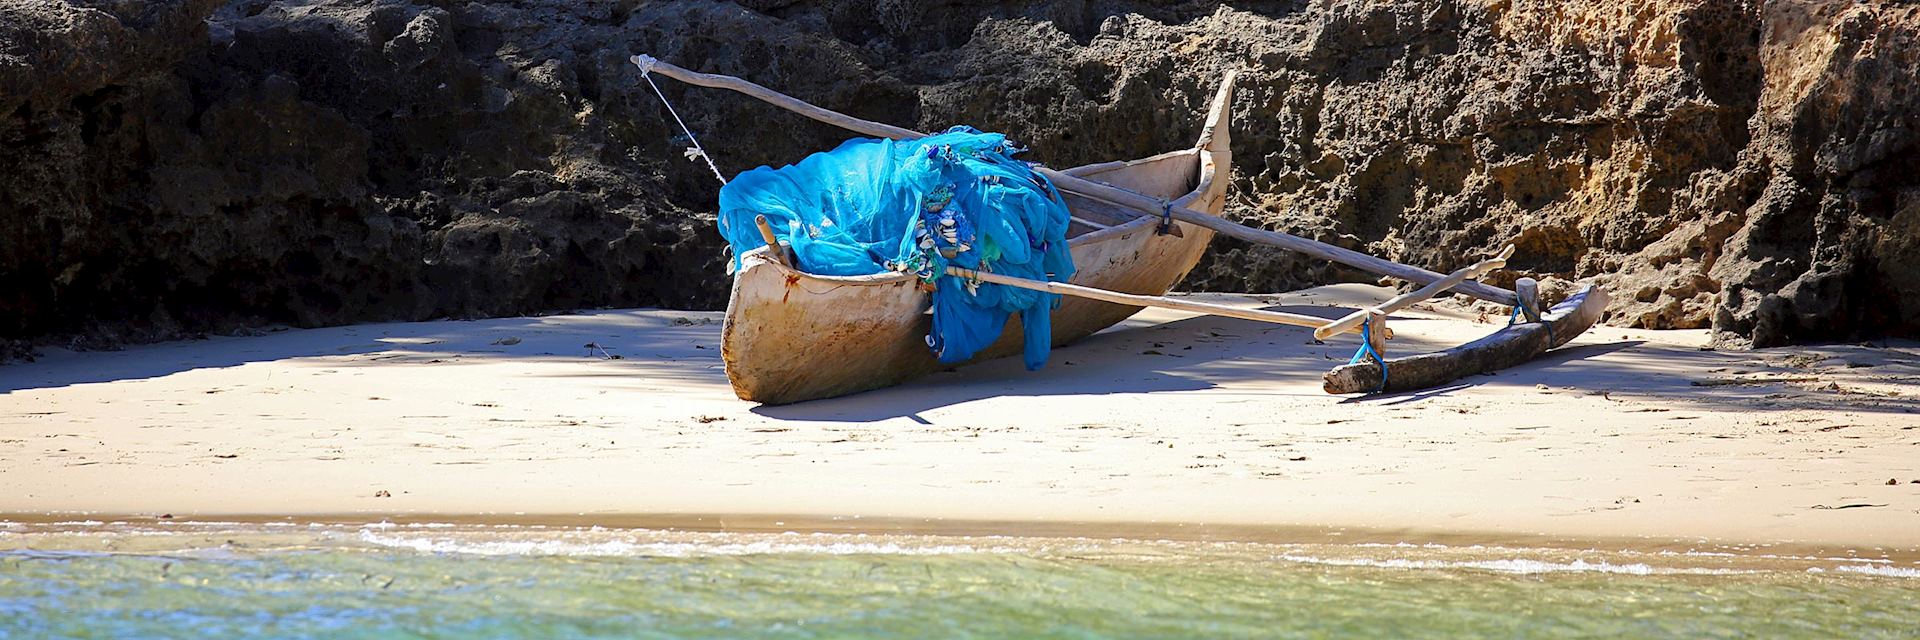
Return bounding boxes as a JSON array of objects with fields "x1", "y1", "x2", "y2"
[{"x1": 718, "y1": 126, "x2": 1075, "y2": 369}]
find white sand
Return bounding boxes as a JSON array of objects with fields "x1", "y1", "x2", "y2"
[{"x1": 2, "y1": 285, "x2": 1916, "y2": 552}]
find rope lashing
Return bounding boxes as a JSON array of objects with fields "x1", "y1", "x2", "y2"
[
  {"x1": 1348, "y1": 322, "x2": 1388, "y2": 393},
  {"x1": 632, "y1": 55, "x2": 728, "y2": 185},
  {"x1": 1507, "y1": 296, "x2": 1554, "y2": 345},
  {"x1": 1157, "y1": 201, "x2": 1175, "y2": 235}
]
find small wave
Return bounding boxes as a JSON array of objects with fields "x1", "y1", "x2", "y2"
[
  {"x1": 1834, "y1": 564, "x2": 1920, "y2": 578},
  {"x1": 355, "y1": 531, "x2": 1030, "y2": 557},
  {"x1": 356, "y1": 521, "x2": 460, "y2": 530},
  {"x1": 1667, "y1": 550, "x2": 1896, "y2": 564},
  {"x1": 1352, "y1": 542, "x2": 1453, "y2": 550},
  {"x1": 1273, "y1": 554, "x2": 1752, "y2": 576},
  {"x1": 0, "y1": 550, "x2": 118, "y2": 560}
]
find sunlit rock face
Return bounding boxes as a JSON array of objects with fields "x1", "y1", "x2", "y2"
[{"x1": 1, "y1": 0, "x2": 1914, "y2": 353}]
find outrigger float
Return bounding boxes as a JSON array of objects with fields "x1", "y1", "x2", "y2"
[{"x1": 630, "y1": 55, "x2": 1611, "y2": 404}]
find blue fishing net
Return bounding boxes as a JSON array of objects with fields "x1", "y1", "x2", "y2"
[{"x1": 717, "y1": 126, "x2": 1075, "y2": 370}]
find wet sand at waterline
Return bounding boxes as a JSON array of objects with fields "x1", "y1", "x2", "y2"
[{"x1": 2, "y1": 284, "x2": 1917, "y2": 553}]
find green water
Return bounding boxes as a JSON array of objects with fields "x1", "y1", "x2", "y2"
[{"x1": 2, "y1": 522, "x2": 1916, "y2": 638}]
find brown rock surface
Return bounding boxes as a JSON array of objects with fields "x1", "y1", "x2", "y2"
[
  {"x1": 1, "y1": 0, "x2": 1916, "y2": 356},
  {"x1": 1705, "y1": 0, "x2": 1920, "y2": 346}
]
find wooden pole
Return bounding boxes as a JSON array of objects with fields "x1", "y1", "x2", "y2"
[
  {"x1": 1029, "y1": 170, "x2": 1515, "y2": 305},
  {"x1": 1312, "y1": 245, "x2": 1513, "y2": 340},
  {"x1": 1513, "y1": 277, "x2": 1542, "y2": 323},
  {"x1": 630, "y1": 55, "x2": 1518, "y2": 306},
  {"x1": 1364, "y1": 310, "x2": 1389, "y2": 357},
  {"x1": 752, "y1": 214, "x2": 790, "y2": 265},
  {"x1": 632, "y1": 55, "x2": 921, "y2": 140},
  {"x1": 945, "y1": 266, "x2": 1357, "y2": 334}
]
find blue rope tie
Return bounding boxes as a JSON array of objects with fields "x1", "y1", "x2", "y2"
[
  {"x1": 1157, "y1": 201, "x2": 1174, "y2": 235},
  {"x1": 1508, "y1": 297, "x2": 1554, "y2": 345},
  {"x1": 1349, "y1": 322, "x2": 1388, "y2": 393}
]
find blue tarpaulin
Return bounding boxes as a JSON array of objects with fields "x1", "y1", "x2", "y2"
[{"x1": 717, "y1": 126, "x2": 1075, "y2": 369}]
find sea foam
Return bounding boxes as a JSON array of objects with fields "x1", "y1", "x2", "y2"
[
  {"x1": 354, "y1": 530, "x2": 1029, "y2": 557},
  {"x1": 1272, "y1": 554, "x2": 1755, "y2": 575},
  {"x1": 1834, "y1": 564, "x2": 1920, "y2": 579}
]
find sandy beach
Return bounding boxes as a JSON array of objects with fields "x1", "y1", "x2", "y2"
[{"x1": 3, "y1": 285, "x2": 1916, "y2": 553}]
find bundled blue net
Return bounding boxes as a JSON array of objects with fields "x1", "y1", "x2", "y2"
[{"x1": 717, "y1": 126, "x2": 1075, "y2": 370}]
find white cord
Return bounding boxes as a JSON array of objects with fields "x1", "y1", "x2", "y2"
[{"x1": 631, "y1": 55, "x2": 727, "y2": 185}]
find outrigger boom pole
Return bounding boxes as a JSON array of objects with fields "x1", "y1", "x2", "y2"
[
  {"x1": 750, "y1": 215, "x2": 1374, "y2": 336},
  {"x1": 630, "y1": 54, "x2": 1519, "y2": 307}
]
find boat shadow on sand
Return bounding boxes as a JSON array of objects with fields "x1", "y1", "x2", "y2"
[
  {"x1": 756, "y1": 303, "x2": 1920, "y2": 423},
  {"x1": 6, "y1": 304, "x2": 1914, "y2": 426},
  {"x1": 753, "y1": 304, "x2": 1349, "y2": 423}
]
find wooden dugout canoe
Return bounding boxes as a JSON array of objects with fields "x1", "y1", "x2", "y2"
[{"x1": 720, "y1": 75, "x2": 1237, "y2": 405}]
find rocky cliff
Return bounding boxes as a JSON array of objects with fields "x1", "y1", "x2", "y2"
[{"x1": 3, "y1": 0, "x2": 1916, "y2": 358}]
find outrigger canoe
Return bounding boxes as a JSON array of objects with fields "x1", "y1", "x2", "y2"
[
  {"x1": 720, "y1": 75, "x2": 1238, "y2": 405},
  {"x1": 634, "y1": 54, "x2": 1612, "y2": 404}
]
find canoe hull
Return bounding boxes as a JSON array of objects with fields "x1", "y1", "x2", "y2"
[{"x1": 721, "y1": 77, "x2": 1235, "y2": 405}]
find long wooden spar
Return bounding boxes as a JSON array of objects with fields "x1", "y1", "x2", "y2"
[
  {"x1": 630, "y1": 55, "x2": 1518, "y2": 306},
  {"x1": 945, "y1": 266, "x2": 1343, "y2": 332},
  {"x1": 749, "y1": 215, "x2": 1352, "y2": 334},
  {"x1": 1313, "y1": 245, "x2": 1514, "y2": 340}
]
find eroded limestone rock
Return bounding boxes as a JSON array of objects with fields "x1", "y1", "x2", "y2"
[{"x1": 2, "y1": 0, "x2": 1915, "y2": 355}]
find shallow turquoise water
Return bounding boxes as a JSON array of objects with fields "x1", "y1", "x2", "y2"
[{"x1": 2, "y1": 522, "x2": 1916, "y2": 638}]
